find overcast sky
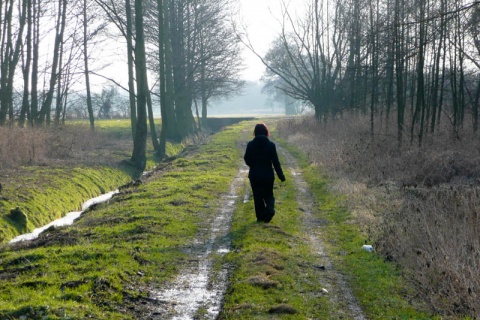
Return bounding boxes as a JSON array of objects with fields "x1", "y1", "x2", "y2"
[
  {"x1": 236, "y1": 0, "x2": 307, "y2": 82},
  {"x1": 236, "y1": 0, "x2": 283, "y2": 81}
]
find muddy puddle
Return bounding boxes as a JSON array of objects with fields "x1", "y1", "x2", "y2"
[
  {"x1": 10, "y1": 190, "x2": 119, "y2": 243},
  {"x1": 152, "y1": 166, "x2": 248, "y2": 319}
]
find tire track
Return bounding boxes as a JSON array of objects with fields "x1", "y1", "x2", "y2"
[
  {"x1": 279, "y1": 146, "x2": 367, "y2": 320},
  {"x1": 151, "y1": 164, "x2": 249, "y2": 319}
]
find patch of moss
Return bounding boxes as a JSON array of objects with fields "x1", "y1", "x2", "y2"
[{"x1": 6, "y1": 207, "x2": 29, "y2": 233}]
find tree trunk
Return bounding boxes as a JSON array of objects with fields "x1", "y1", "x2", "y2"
[
  {"x1": 171, "y1": 0, "x2": 195, "y2": 140},
  {"x1": 395, "y1": 0, "x2": 405, "y2": 148},
  {"x1": 130, "y1": 0, "x2": 148, "y2": 171},
  {"x1": 31, "y1": 0, "x2": 39, "y2": 126},
  {"x1": 20, "y1": 0, "x2": 33, "y2": 127},
  {"x1": 474, "y1": 78, "x2": 480, "y2": 133},
  {"x1": 0, "y1": 0, "x2": 27, "y2": 126},
  {"x1": 54, "y1": 38, "x2": 64, "y2": 125},
  {"x1": 157, "y1": 0, "x2": 167, "y2": 156},
  {"x1": 83, "y1": 0, "x2": 95, "y2": 131},
  {"x1": 385, "y1": 0, "x2": 394, "y2": 132},
  {"x1": 430, "y1": 0, "x2": 446, "y2": 134},
  {"x1": 125, "y1": 0, "x2": 136, "y2": 139},
  {"x1": 413, "y1": 0, "x2": 426, "y2": 146},
  {"x1": 164, "y1": 0, "x2": 178, "y2": 140},
  {"x1": 0, "y1": 0, "x2": 14, "y2": 125},
  {"x1": 39, "y1": 0, "x2": 67, "y2": 126},
  {"x1": 147, "y1": 86, "x2": 160, "y2": 152}
]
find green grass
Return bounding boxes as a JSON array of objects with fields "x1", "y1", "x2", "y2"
[
  {"x1": 0, "y1": 118, "x2": 443, "y2": 319},
  {"x1": 0, "y1": 122, "x2": 247, "y2": 319},
  {"x1": 0, "y1": 119, "x2": 184, "y2": 243}
]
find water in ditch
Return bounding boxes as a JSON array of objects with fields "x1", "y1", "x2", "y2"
[{"x1": 10, "y1": 190, "x2": 119, "y2": 243}]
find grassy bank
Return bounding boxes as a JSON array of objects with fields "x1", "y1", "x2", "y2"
[
  {"x1": 0, "y1": 120, "x2": 185, "y2": 243},
  {"x1": 0, "y1": 122, "x2": 246, "y2": 319}
]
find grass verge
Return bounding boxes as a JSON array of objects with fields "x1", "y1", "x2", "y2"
[{"x1": 280, "y1": 143, "x2": 439, "y2": 319}]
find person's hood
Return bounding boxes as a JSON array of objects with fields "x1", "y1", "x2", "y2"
[{"x1": 253, "y1": 135, "x2": 270, "y2": 145}]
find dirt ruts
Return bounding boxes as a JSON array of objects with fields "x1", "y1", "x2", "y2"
[
  {"x1": 147, "y1": 144, "x2": 366, "y2": 319},
  {"x1": 150, "y1": 165, "x2": 249, "y2": 319},
  {"x1": 278, "y1": 146, "x2": 367, "y2": 320}
]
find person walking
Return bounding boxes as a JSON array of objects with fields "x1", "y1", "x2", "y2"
[{"x1": 244, "y1": 123, "x2": 286, "y2": 223}]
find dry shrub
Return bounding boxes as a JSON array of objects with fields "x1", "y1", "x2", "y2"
[
  {"x1": 0, "y1": 125, "x2": 121, "y2": 170},
  {"x1": 277, "y1": 115, "x2": 480, "y2": 318},
  {"x1": 46, "y1": 125, "x2": 111, "y2": 160},
  {"x1": 0, "y1": 127, "x2": 49, "y2": 168},
  {"x1": 379, "y1": 186, "x2": 480, "y2": 316},
  {"x1": 278, "y1": 116, "x2": 480, "y2": 187}
]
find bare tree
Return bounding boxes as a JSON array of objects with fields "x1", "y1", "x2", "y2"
[
  {"x1": 252, "y1": 0, "x2": 347, "y2": 120},
  {"x1": 192, "y1": 0, "x2": 244, "y2": 126},
  {"x1": 130, "y1": 0, "x2": 148, "y2": 171},
  {"x1": 19, "y1": 0, "x2": 33, "y2": 127},
  {"x1": 0, "y1": 0, "x2": 27, "y2": 125},
  {"x1": 83, "y1": 0, "x2": 96, "y2": 130}
]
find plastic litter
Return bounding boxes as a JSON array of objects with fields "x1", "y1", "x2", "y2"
[{"x1": 362, "y1": 245, "x2": 374, "y2": 252}]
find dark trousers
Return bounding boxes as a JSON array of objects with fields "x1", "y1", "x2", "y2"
[{"x1": 249, "y1": 178, "x2": 275, "y2": 222}]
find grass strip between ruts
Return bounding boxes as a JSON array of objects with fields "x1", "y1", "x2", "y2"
[{"x1": 0, "y1": 123, "x2": 245, "y2": 319}]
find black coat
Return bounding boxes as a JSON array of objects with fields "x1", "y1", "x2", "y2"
[{"x1": 244, "y1": 135, "x2": 285, "y2": 182}]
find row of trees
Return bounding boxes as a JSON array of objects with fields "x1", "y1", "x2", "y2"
[
  {"x1": 0, "y1": 0, "x2": 244, "y2": 169},
  {"x1": 260, "y1": 0, "x2": 480, "y2": 146}
]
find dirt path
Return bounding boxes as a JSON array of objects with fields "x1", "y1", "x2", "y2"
[
  {"x1": 150, "y1": 164, "x2": 249, "y2": 319},
  {"x1": 278, "y1": 146, "x2": 367, "y2": 320},
  {"x1": 146, "y1": 142, "x2": 366, "y2": 319}
]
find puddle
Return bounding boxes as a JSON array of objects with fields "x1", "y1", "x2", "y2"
[
  {"x1": 153, "y1": 165, "x2": 248, "y2": 319},
  {"x1": 10, "y1": 190, "x2": 119, "y2": 243}
]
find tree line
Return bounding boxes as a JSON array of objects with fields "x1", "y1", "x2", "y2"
[
  {"x1": 0, "y1": 0, "x2": 244, "y2": 169},
  {"x1": 261, "y1": 0, "x2": 480, "y2": 147}
]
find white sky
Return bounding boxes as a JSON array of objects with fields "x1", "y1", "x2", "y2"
[
  {"x1": 236, "y1": 0, "x2": 284, "y2": 81},
  {"x1": 236, "y1": 0, "x2": 307, "y2": 82}
]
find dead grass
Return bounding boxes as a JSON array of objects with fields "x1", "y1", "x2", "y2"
[
  {"x1": 277, "y1": 114, "x2": 480, "y2": 318},
  {"x1": 0, "y1": 127, "x2": 49, "y2": 168},
  {"x1": 0, "y1": 125, "x2": 130, "y2": 170}
]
